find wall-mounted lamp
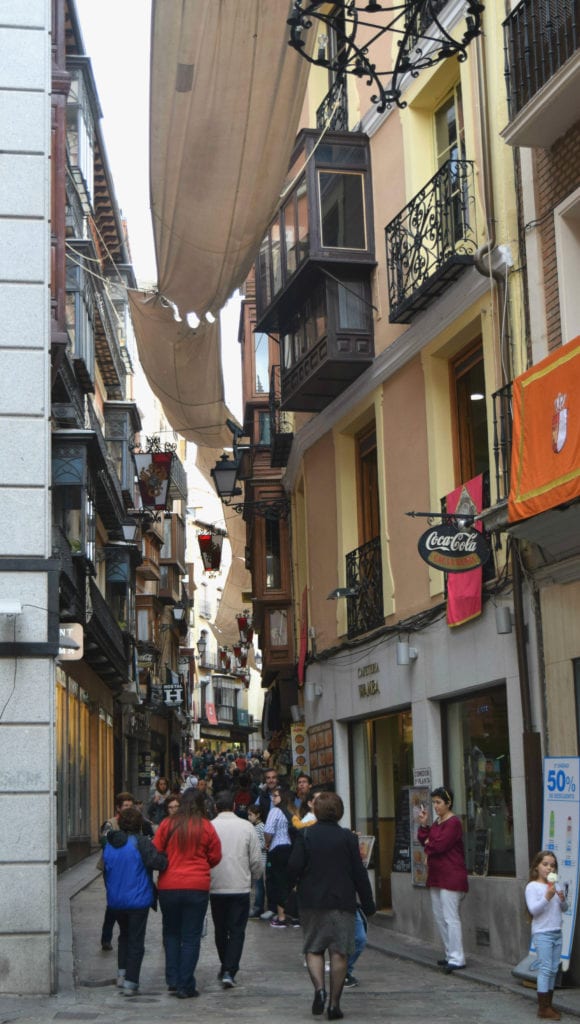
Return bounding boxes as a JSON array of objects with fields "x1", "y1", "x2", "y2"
[
  {"x1": 304, "y1": 681, "x2": 323, "y2": 701},
  {"x1": 396, "y1": 641, "x2": 418, "y2": 666},
  {"x1": 121, "y1": 520, "x2": 139, "y2": 544},
  {"x1": 172, "y1": 602, "x2": 186, "y2": 622},
  {"x1": 0, "y1": 599, "x2": 22, "y2": 617},
  {"x1": 495, "y1": 606, "x2": 514, "y2": 635},
  {"x1": 327, "y1": 586, "x2": 359, "y2": 601}
]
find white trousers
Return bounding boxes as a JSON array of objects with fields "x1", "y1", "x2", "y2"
[{"x1": 430, "y1": 888, "x2": 465, "y2": 967}]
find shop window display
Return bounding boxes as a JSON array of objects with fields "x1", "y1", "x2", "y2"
[{"x1": 445, "y1": 685, "x2": 515, "y2": 876}]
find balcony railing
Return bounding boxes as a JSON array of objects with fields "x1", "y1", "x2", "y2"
[
  {"x1": 385, "y1": 159, "x2": 477, "y2": 323},
  {"x1": 345, "y1": 536, "x2": 384, "y2": 640},
  {"x1": 269, "y1": 365, "x2": 294, "y2": 468},
  {"x1": 316, "y1": 77, "x2": 348, "y2": 132},
  {"x1": 492, "y1": 383, "x2": 513, "y2": 504},
  {"x1": 504, "y1": 0, "x2": 580, "y2": 119}
]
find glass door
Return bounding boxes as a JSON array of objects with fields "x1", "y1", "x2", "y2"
[{"x1": 350, "y1": 710, "x2": 413, "y2": 908}]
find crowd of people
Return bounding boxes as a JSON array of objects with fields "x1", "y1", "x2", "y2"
[
  {"x1": 98, "y1": 754, "x2": 375, "y2": 1017},
  {"x1": 98, "y1": 763, "x2": 562, "y2": 1021}
]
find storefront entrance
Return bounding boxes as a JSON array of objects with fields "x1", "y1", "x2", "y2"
[{"x1": 350, "y1": 710, "x2": 413, "y2": 909}]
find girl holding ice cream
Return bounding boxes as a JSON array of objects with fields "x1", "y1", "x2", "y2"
[{"x1": 525, "y1": 851, "x2": 568, "y2": 1020}]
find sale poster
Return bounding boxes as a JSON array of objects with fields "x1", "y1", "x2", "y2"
[{"x1": 539, "y1": 757, "x2": 580, "y2": 969}]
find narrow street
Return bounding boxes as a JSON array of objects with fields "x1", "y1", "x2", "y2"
[{"x1": 2, "y1": 859, "x2": 580, "y2": 1024}]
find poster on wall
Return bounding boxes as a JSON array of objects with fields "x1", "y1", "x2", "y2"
[
  {"x1": 409, "y1": 785, "x2": 432, "y2": 885},
  {"x1": 308, "y1": 720, "x2": 334, "y2": 787},
  {"x1": 291, "y1": 722, "x2": 310, "y2": 777},
  {"x1": 539, "y1": 757, "x2": 580, "y2": 970}
]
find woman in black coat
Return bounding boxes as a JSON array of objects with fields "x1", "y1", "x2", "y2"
[{"x1": 287, "y1": 791, "x2": 376, "y2": 1021}]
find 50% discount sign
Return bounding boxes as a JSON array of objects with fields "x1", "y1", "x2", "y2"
[{"x1": 547, "y1": 765, "x2": 578, "y2": 797}]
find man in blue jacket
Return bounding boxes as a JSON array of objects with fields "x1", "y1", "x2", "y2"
[{"x1": 103, "y1": 806, "x2": 167, "y2": 996}]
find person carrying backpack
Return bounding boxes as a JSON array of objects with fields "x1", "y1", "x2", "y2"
[{"x1": 103, "y1": 806, "x2": 168, "y2": 997}]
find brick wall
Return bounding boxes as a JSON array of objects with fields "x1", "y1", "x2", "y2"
[{"x1": 534, "y1": 118, "x2": 580, "y2": 350}]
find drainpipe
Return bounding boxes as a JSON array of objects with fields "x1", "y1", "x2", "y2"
[{"x1": 473, "y1": 22, "x2": 542, "y2": 861}]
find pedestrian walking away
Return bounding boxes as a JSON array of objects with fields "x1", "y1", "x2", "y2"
[
  {"x1": 102, "y1": 806, "x2": 168, "y2": 997},
  {"x1": 209, "y1": 790, "x2": 264, "y2": 988},
  {"x1": 288, "y1": 791, "x2": 376, "y2": 1021},
  {"x1": 526, "y1": 850, "x2": 568, "y2": 1020},
  {"x1": 417, "y1": 786, "x2": 468, "y2": 974},
  {"x1": 153, "y1": 788, "x2": 222, "y2": 999},
  {"x1": 99, "y1": 791, "x2": 153, "y2": 951}
]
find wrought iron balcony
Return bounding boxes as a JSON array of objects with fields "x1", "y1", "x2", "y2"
[
  {"x1": 316, "y1": 78, "x2": 348, "y2": 132},
  {"x1": 504, "y1": 0, "x2": 580, "y2": 120},
  {"x1": 345, "y1": 536, "x2": 384, "y2": 640},
  {"x1": 269, "y1": 365, "x2": 294, "y2": 468},
  {"x1": 385, "y1": 159, "x2": 477, "y2": 324},
  {"x1": 492, "y1": 383, "x2": 513, "y2": 505},
  {"x1": 84, "y1": 578, "x2": 130, "y2": 687}
]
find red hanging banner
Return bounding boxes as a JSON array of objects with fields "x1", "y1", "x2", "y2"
[{"x1": 445, "y1": 474, "x2": 483, "y2": 628}]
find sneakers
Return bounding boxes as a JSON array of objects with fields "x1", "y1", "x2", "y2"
[
  {"x1": 121, "y1": 985, "x2": 138, "y2": 997},
  {"x1": 343, "y1": 975, "x2": 359, "y2": 989},
  {"x1": 259, "y1": 910, "x2": 274, "y2": 920},
  {"x1": 249, "y1": 910, "x2": 262, "y2": 918},
  {"x1": 270, "y1": 915, "x2": 287, "y2": 928},
  {"x1": 222, "y1": 972, "x2": 236, "y2": 988},
  {"x1": 101, "y1": 942, "x2": 113, "y2": 951}
]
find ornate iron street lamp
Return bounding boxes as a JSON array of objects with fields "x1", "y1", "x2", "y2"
[{"x1": 287, "y1": 0, "x2": 485, "y2": 111}]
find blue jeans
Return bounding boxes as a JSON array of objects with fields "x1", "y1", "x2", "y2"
[
  {"x1": 534, "y1": 930, "x2": 562, "y2": 993},
  {"x1": 159, "y1": 889, "x2": 209, "y2": 994},
  {"x1": 347, "y1": 909, "x2": 367, "y2": 975},
  {"x1": 252, "y1": 874, "x2": 265, "y2": 914}
]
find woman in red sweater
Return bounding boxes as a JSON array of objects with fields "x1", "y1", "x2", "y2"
[
  {"x1": 153, "y1": 789, "x2": 221, "y2": 998},
  {"x1": 417, "y1": 786, "x2": 468, "y2": 974}
]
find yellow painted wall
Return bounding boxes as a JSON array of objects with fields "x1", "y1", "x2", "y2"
[{"x1": 540, "y1": 582, "x2": 580, "y2": 756}]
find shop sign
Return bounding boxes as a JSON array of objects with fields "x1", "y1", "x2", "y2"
[
  {"x1": 58, "y1": 623, "x2": 83, "y2": 661},
  {"x1": 357, "y1": 661, "x2": 380, "y2": 698},
  {"x1": 163, "y1": 684, "x2": 183, "y2": 706},
  {"x1": 417, "y1": 524, "x2": 490, "y2": 573}
]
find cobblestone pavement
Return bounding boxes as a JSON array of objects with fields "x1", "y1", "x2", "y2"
[{"x1": 1, "y1": 858, "x2": 579, "y2": 1023}]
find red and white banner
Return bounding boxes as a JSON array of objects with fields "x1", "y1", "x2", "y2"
[{"x1": 446, "y1": 474, "x2": 483, "y2": 628}]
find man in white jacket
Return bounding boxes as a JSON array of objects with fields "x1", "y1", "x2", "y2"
[{"x1": 210, "y1": 789, "x2": 264, "y2": 989}]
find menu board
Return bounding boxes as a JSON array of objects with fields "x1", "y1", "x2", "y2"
[
  {"x1": 473, "y1": 828, "x2": 491, "y2": 877},
  {"x1": 392, "y1": 785, "x2": 412, "y2": 873},
  {"x1": 308, "y1": 720, "x2": 335, "y2": 786}
]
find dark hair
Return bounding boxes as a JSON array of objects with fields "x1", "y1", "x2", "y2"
[
  {"x1": 529, "y1": 850, "x2": 558, "y2": 882},
  {"x1": 296, "y1": 772, "x2": 312, "y2": 785},
  {"x1": 273, "y1": 786, "x2": 295, "y2": 816},
  {"x1": 430, "y1": 786, "x2": 453, "y2": 808},
  {"x1": 118, "y1": 807, "x2": 143, "y2": 833},
  {"x1": 313, "y1": 791, "x2": 344, "y2": 822},
  {"x1": 166, "y1": 794, "x2": 181, "y2": 809},
  {"x1": 167, "y1": 787, "x2": 203, "y2": 853},
  {"x1": 215, "y1": 790, "x2": 235, "y2": 813},
  {"x1": 248, "y1": 804, "x2": 262, "y2": 820},
  {"x1": 115, "y1": 791, "x2": 134, "y2": 809},
  {"x1": 299, "y1": 788, "x2": 316, "y2": 819},
  {"x1": 156, "y1": 776, "x2": 170, "y2": 793}
]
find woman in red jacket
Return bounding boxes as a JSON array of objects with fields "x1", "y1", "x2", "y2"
[
  {"x1": 417, "y1": 786, "x2": 468, "y2": 974},
  {"x1": 153, "y1": 789, "x2": 222, "y2": 998}
]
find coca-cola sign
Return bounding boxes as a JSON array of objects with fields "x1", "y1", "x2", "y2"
[{"x1": 417, "y1": 525, "x2": 490, "y2": 573}]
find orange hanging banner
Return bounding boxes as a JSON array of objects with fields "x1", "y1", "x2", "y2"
[{"x1": 508, "y1": 336, "x2": 580, "y2": 523}]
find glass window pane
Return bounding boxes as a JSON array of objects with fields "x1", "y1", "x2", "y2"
[
  {"x1": 271, "y1": 220, "x2": 282, "y2": 295},
  {"x1": 319, "y1": 172, "x2": 366, "y2": 249},
  {"x1": 296, "y1": 181, "x2": 309, "y2": 265},
  {"x1": 445, "y1": 685, "x2": 514, "y2": 876},
  {"x1": 283, "y1": 198, "x2": 297, "y2": 277},
  {"x1": 265, "y1": 518, "x2": 281, "y2": 589},
  {"x1": 338, "y1": 280, "x2": 368, "y2": 330},
  {"x1": 258, "y1": 235, "x2": 272, "y2": 309},
  {"x1": 254, "y1": 332, "x2": 269, "y2": 394}
]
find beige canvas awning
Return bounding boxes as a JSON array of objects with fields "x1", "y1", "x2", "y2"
[
  {"x1": 129, "y1": 0, "x2": 310, "y2": 446},
  {"x1": 149, "y1": 0, "x2": 310, "y2": 321}
]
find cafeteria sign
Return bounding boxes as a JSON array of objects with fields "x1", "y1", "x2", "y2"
[{"x1": 418, "y1": 524, "x2": 490, "y2": 574}]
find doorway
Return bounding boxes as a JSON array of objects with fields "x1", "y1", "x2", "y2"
[{"x1": 350, "y1": 710, "x2": 413, "y2": 908}]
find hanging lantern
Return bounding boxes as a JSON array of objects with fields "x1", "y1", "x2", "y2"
[
  {"x1": 236, "y1": 611, "x2": 253, "y2": 644},
  {"x1": 238, "y1": 645, "x2": 248, "y2": 669},
  {"x1": 243, "y1": 671, "x2": 250, "y2": 690},
  {"x1": 197, "y1": 529, "x2": 224, "y2": 572}
]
